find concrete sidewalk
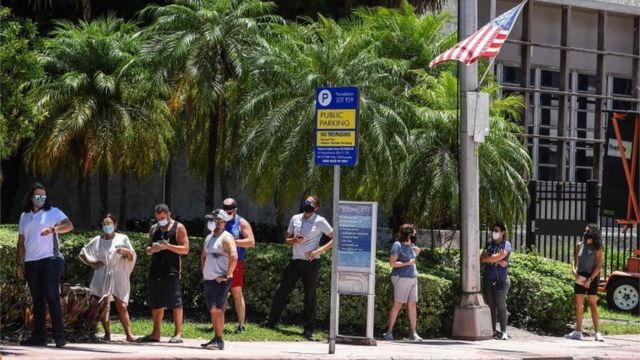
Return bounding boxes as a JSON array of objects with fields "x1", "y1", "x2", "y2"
[{"x1": 2, "y1": 334, "x2": 640, "y2": 360}]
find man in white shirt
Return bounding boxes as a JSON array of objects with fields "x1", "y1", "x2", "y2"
[{"x1": 264, "y1": 195, "x2": 333, "y2": 339}]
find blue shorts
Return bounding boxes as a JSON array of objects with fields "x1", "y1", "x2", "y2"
[{"x1": 204, "y1": 280, "x2": 231, "y2": 310}]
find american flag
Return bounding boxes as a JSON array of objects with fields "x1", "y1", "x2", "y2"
[{"x1": 429, "y1": 1, "x2": 526, "y2": 68}]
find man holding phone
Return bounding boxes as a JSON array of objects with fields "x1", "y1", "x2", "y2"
[{"x1": 264, "y1": 195, "x2": 333, "y2": 339}]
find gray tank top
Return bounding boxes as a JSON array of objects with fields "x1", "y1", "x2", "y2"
[
  {"x1": 202, "y1": 230, "x2": 231, "y2": 280},
  {"x1": 577, "y1": 243, "x2": 597, "y2": 274}
]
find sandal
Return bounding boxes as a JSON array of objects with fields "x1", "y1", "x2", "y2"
[
  {"x1": 168, "y1": 335, "x2": 183, "y2": 344},
  {"x1": 137, "y1": 335, "x2": 160, "y2": 343}
]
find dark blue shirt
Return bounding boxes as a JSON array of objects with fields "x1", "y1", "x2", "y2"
[
  {"x1": 483, "y1": 240, "x2": 511, "y2": 281},
  {"x1": 225, "y1": 215, "x2": 246, "y2": 262}
]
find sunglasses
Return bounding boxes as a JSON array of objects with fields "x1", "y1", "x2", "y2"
[
  {"x1": 33, "y1": 195, "x2": 47, "y2": 200},
  {"x1": 222, "y1": 205, "x2": 237, "y2": 211}
]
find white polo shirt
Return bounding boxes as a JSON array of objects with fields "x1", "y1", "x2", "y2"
[
  {"x1": 288, "y1": 213, "x2": 333, "y2": 260},
  {"x1": 18, "y1": 207, "x2": 68, "y2": 262}
]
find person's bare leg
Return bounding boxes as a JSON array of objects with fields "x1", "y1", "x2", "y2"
[
  {"x1": 150, "y1": 308, "x2": 164, "y2": 340},
  {"x1": 114, "y1": 297, "x2": 135, "y2": 342},
  {"x1": 386, "y1": 302, "x2": 404, "y2": 332},
  {"x1": 231, "y1": 287, "x2": 246, "y2": 326},
  {"x1": 213, "y1": 308, "x2": 224, "y2": 338},
  {"x1": 574, "y1": 294, "x2": 585, "y2": 332},
  {"x1": 407, "y1": 302, "x2": 417, "y2": 334},
  {"x1": 173, "y1": 307, "x2": 183, "y2": 337},
  {"x1": 588, "y1": 295, "x2": 600, "y2": 333},
  {"x1": 100, "y1": 299, "x2": 110, "y2": 341}
]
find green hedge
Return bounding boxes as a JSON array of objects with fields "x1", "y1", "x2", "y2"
[{"x1": 0, "y1": 225, "x2": 574, "y2": 336}]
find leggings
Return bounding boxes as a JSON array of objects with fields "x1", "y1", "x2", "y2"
[{"x1": 483, "y1": 276, "x2": 510, "y2": 333}]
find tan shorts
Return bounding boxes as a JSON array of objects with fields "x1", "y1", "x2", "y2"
[{"x1": 391, "y1": 276, "x2": 418, "y2": 303}]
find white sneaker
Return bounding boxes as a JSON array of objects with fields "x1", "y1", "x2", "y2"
[
  {"x1": 564, "y1": 330, "x2": 583, "y2": 340},
  {"x1": 383, "y1": 331, "x2": 394, "y2": 340},
  {"x1": 501, "y1": 332, "x2": 509, "y2": 340},
  {"x1": 408, "y1": 332, "x2": 423, "y2": 342},
  {"x1": 594, "y1": 332, "x2": 604, "y2": 342}
]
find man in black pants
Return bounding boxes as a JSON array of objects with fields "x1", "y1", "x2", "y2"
[{"x1": 264, "y1": 195, "x2": 334, "y2": 339}]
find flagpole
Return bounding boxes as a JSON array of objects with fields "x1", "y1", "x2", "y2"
[{"x1": 478, "y1": 57, "x2": 498, "y2": 88}]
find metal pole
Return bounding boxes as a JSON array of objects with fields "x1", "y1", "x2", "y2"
[
  {"x1": 452, "y1": 0, "x2": 492, "y2": 340},
  {"x1": 329, "y1": 165, "x2": 340, "y2": 354}
]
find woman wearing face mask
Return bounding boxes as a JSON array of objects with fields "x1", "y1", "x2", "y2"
[
  {"x1": 80, "y1": 214, "x2": 136, "y2": 342},
  {"x1": 480, "y1": 221, "x2": 512, "y2": 340},
  {"x1": 16, "y1": 182, "x2": 74, "y2": 347},
  {"x1": 565, "y1": 223, "x2": 604, "y2": 342}
]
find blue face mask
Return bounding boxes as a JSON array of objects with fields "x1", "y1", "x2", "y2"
[
  {"x1": 103, "y1": 225, "x2": 115, "y2": 234},
  {"x1": 32, "y1": 195, "x2": 47, "y2": 209}
]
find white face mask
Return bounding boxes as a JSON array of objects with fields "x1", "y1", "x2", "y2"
[
  {"x1": 492, "y1": 231, "x2": 501, "y2": 241},
  {"x1": 207, "y1": 221, "x2": 216, "y2": 232},
  {"x1": 157, "y1": 218, "x2": 168, "y2": 227}
]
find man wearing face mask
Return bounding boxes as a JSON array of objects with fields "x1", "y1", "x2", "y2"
[
  {"x1": 264, "y1": 195, "x2": 334, "y2": 339},
  {"x1": 16, "y1": 182, "x2": 74, "y2": 347},
  {"x1": 139, "y1": 204, "x2": 190, "y2": 344},
  {"x1": 222, "y1": 198, "x2": 255, "y2": 334}
]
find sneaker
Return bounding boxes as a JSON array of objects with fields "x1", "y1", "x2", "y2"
[
  {"x1": 19, "y1": 337, "x2": 47, "y2": 346},
  {"x1": 595, "y1": 332, "x2": 604, "y2": 342},
  {"x1": 235, "y1": 325, "x2": 246, "y2": 334},
  {"x1": 408, "y1": 332, "x2": 423, "y2": 342},
  {"x1": 564, "y1": 330, "x2": 583, "y2": 340},
  {"x1": 54, "y1": 338, "x2": 67, "y2": 348},
  {"x1": 501, "y1": 332, "x2": 509, "y2": 340},
  {"x1": 383, "y1": 331, "x2": 394, "y2": 340},
  {"x1": 201, "y1": 337, "x2": 224, "y2": 350}
]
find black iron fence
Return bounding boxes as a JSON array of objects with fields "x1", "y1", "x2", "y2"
[{"x1": 483, "y1": 180, "x2": 638, "y2": 279}]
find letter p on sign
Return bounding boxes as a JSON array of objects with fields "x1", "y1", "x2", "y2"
[{"x1": 318, "y1": 90, "x2": 332, "y2": 107}]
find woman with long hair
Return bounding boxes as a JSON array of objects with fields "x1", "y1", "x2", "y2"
[{"x1": 565, "y1": 223, "x2": 604, "y2": 342}]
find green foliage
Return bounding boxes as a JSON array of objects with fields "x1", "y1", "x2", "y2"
[
  {"x1": 0, "y1": 7, "x2": 43, "y2": 161},
  {"x1": 1, "y1": 225, "x2": 577, "y2": 336}
]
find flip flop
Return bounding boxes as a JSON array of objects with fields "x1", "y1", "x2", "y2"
[
  {"x1": 137, "y1": 335, "x2": 160, "y2": 343},
  {"x1": 168, "y1": 336, "x2": 183, "y2": 344}
]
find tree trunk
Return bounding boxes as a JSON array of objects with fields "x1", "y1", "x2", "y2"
[
  {"x1": 119, "y1": 171, "x2": 128, "y2": 230},
  {"x1": 205, "y1": 110, "x2": 219, "y2": 212},
  {"x1": 219, "y1": 112, "x2": 229, "y2": 200},
  {"x1": 81, "y1": 0, "x2": 91, "y2": 20},
  {"x1": 164, "y1": 157, "x2": 172, "y2": 207},
  {"x1": 99, "y1": 168, "x2": 108, "y2": 219}
]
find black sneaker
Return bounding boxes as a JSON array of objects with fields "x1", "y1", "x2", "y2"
[
  {"x1": 20, "y1": 337, "x2": 47, "y2": 346},
  {"x1": 201, "y1": 338, "x2": 219, "y2": 350},
  {"x1": 234, "y1": 325, "x2": 246, "y2": 334},
  {"x1": 302, "y1": 330, "x2": 314, "y2": 340},
  {"x1": 216, "y1": 337, "x2": 225, "y2": 350},
  {"x1": 55, "y1": 339, "x2": 67, "y2": 348}
]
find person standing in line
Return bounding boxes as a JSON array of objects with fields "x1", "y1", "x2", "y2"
[
  {"x1": 200, "y1": 209, "x2": 238, "y2": 350},
  {"x1": 16, "y1": 182, "x2": 74, "y2": 347},
  {"x1": 480, "y1": 221, "x2": 512, "y2": 340},
  {"x1": 138, "y1": 204, "x2": 189, "y2": 343},
  {"x1": 222, "y1": 198, "x2": 255, "y2": 333},
  {"x1": 79, "y1": 213, "x2": 136, "y2": 342},
  {"x1": 565, "y1": 223, "x2": 604, "y2": 342},
  {"x1": 264, "y1": 195, "x2": 333, "y2": 340},
  {"x1": 383, "y1": 224, "x2": 423, "y2": 342}
]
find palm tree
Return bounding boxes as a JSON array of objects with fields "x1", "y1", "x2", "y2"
[
  {"x1": 398, "y1": 71, "x2": 531, "y2": 229},
  {"x1": 26, "y1": 15, "x2": 173, "y2": 221},
  {"x1": 140, "y1": 0, "x2": 281, "y2": 211},
  {"x1": 240, "y1": 17, "x2": 415, "y2": 225}
]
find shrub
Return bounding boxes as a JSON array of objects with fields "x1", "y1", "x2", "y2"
[{"x1": 0, "y1": 225, "x2": 575, "y2": 336}]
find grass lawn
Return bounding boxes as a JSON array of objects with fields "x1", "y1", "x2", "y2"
[
  {"x1": 579, "y1": 297, "x2": 640, "y2": 335},
  {"x1": 101, "y1": 318, "x2": 328, "y2": 341}
]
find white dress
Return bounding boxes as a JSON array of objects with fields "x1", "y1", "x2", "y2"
[{"x1": 79, "y1": 233, "x2": 137, "y2": 304}]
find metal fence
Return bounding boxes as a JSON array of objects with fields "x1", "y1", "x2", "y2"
[{"x1": 483, "y1": 180, "x2": 638, "y2": 279}]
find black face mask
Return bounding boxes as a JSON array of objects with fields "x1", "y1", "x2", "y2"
[
  {"x1": 302, "y1": 201, "x2": 315, "y2": 213},
  {"x1": 410, "y1": 234, "x2": 417, "y2": 243},
  {"x1": 583, "y1": 232, "x2": 592, "y2": 240}
]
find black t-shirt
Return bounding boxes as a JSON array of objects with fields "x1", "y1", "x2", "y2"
[{"x1": 149, "y1": 221, "x2": 181, "y2": 278}]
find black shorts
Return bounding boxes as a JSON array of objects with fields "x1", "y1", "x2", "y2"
[
  {"x1": 574, "y1": 272, "x2": 598, "y2": 295},
  {"x1": 204, "y1": 280, "x2": 232, "y2": 310},
  {"x1": 148, "y1": 276, "x2": 183, "y2": 309}
]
